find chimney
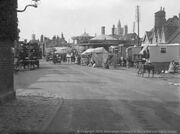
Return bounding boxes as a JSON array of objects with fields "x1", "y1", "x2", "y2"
[
  {"x1": 40, "y1": 35, "x2": 44, "y2": 42},
  {"x1": 101, "y1": 26, "x2": 105, "y2": 35},
  {"x1": 32, "y1": 34, "x2": 36, "y2": 40},
  {"x1": 61, "y1": 32, "x2": 64, "y2": 39},
  {"x1": 124, "y1": 25, "x2": 128, "y2": 36},
  {"x1": 155, "y1": 7, "x2": 166, "y2": 31},
  {"x1": 112, "y1": 25, "x2": 115, "y2": 35}
]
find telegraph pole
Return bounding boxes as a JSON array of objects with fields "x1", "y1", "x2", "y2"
[{"x1": 136, "y1": 5, "x2": 140, "y2": 46}]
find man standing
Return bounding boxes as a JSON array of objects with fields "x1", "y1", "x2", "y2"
[{"x1": 66, "y1": 52, "x2": 71, "y2": 64}]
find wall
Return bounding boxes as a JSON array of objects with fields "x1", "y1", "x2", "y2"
[{"x1": 0, "y1": 0, "x2": 17, "y2": 103}]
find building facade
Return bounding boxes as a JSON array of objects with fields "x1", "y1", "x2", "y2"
[{"x1": 143, "y1": 7, "x2": 180, "y2": 44}]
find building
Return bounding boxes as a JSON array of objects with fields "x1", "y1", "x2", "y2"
[
  {"x1": 71, "y1": 19, "x2": 139, "y2": 53},
  {"x1": 124, "y1": 33, "x2": 140, "y2": 46},
  {"x1": 40, "y1": 33, "x2": 68, "y2": 56},
  {"x1": 88, "y1": 26, "x2": 121, "y2": 50},
  {"x1": 116, "y1": 20, "x2": 124, "y2": 39},
  {"x1": 45, "y1": 33, "x2": 67, "y2": 48},
  {"x1": 71, "y1": 32, "x2": 94, "y2": 53},
  {"x1": 143, "y1": 7, "x2": 180, "y2": 44},
  {"x1": 114, "y1": 20, "x2": 129, "y2": 40},
  {"x1": 72, "y1": 32, "x2": 94, "y2": 44}
]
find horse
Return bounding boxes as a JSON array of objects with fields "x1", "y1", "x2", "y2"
[{"x1": 137, "y1": 63, "x2": 155, "y2": 77}]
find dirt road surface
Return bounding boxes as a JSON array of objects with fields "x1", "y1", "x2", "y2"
[{"x1": 15, "y1": 60, "x2": 180, "y2": 133}]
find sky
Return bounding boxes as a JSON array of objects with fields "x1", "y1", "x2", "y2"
[{"x1": 18, "y1": 0, "x2": 180, "y2": 42}]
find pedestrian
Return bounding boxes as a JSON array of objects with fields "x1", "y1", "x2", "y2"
[
  {"x1": 66, "y1": 52, "x2": 71, "y2": 64},
  {"x1": 168, "y1": 60, "x2": 175, "y2": 73}
]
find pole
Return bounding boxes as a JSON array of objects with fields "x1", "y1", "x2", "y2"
[{"x1": 136, "y1": 5, "x2": 140, "y2": 46}]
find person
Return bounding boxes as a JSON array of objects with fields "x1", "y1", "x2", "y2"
[
  {"x1": 92, "y1": 61, "x2": 96, "y2": 68},
  {"x1": 104, "y1": 57, "x2": 110, "y2": 69},
  {"x1": 88, "y1": 58, "x2": 93, "y2": 67},
  {"x1": 66, "y1": 52, "x2": 71, "y2": 64},
  {"x1": 75, "y1": 55, "x2": 78, "y2": 64},
  {"x1": 168, "y1": 60, "x2": 175, "y2": 73},
  {"x1": 120, "y1": 56, "x2": 125, "y2": 67},
  {"x1": 52, "y1": 52, "x2": 57, "y2": 64}
]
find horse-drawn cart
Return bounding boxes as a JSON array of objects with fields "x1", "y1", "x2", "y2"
[{"x1": 14, "y1": 41, "x2": 41, "y2": 71}]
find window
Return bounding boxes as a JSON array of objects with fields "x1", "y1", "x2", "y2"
[{"x1": 160, "y1": 48, "x2": 166, "y2": 53}]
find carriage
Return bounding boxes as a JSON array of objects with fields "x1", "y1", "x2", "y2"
[{"x1": 14, "y1": 42, "x2": 41, "y2": 71}]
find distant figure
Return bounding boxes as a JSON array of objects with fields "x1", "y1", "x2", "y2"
[
  {"x1": 168, "y1": 60, "x2": 175, "y2": 73},
  {"x1": 88, "y1": 58, "x2": 94, "y2": 67},
  {"x1": 104, "y1": 57, "x2": 109, "y2": 69},
  {"x1": 120, "y1": 56, "x2": 125, "y2": 67},
  {"x1": 75, "y1": 55, "x2": 78, "y2": 64},
  {"x1": 126, "y1": 58, "x2": 129, "y2": 68},
  {"x1": 66, "y1": 52, "x2": 71, "y2": 64}
]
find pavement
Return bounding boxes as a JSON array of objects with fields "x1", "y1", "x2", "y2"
[{"x1": 14, "y1": 60, "x2": 180, "y2": 133}]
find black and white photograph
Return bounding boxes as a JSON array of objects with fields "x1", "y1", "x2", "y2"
[{"x1": 0, "y1": 0, "x2": 180, "y2": 133}]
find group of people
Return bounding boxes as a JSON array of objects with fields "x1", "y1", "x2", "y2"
[{"x1": 52, "y1": 51, "x2": 81, "y2": 65}]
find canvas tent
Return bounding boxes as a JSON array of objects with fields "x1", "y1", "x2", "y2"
[
  {"x1": 81, "y1": 48, "x2": 95, "y2": 55},
  {"x1": 91, "y1": 47, "x2": 109, "y2": 67},
  {"x1": 81, "y1": 47, "x2": 109, "y2": 67}
]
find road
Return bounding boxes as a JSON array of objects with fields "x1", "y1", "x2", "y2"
[{"x1": 14, "y1": 60, "x2": 180, "y2": 133}]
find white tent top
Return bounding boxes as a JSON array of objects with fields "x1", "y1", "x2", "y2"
[
  {"x1": 81, "y1": 47, "x2": 108, "y2": 55},
  {"x1": 110, "y1": 46, "x2": 118, "y2": 49},
  {"x1": 81, "y1": 48, "x2": 95, "y2": 55},
  {"x1": 94, "y1": 47, "x2": 108, "y2": 53}
]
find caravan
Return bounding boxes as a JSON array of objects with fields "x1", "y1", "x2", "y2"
[{"x1": 140, "y1": 43, "x2": 180, "y2": 72}]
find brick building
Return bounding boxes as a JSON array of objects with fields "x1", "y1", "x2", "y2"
[{"x1": 143, "y1": 7, "x2": 180, "y2": 44}]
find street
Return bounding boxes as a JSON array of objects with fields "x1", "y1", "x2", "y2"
[{"x1": 14, "y1": 60, "x2": 180, "y2": 133}]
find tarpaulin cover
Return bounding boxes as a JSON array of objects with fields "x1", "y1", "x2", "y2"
[
  {"x1": 81, "y1": 48, "x2": 95, "y2": 55},
  {"x1": 91, "y1": 47, "x2": 109, "y2": 67}
]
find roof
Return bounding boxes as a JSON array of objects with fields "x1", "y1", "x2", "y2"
[
  {"x1": 139, "y1": 45, "x2": 148, "y2": 54},
  {"x1": 143, "y1": 30, "x2": 153, "y2": 42},
  {"x1": 90, "y1": 34, "x2": 117, "y2": 41},
  {"x1": 72, "y1": 32, "x2": 94, "y2": 40},
  {"x1": 141, "y1": 43, "x2": 180, "y2": 47},
  {"x1": 146, "y1": 30, "x2": 153, "y2": 41},
  {"x1": 155, "y1": 15, "x2": 179, "y2": 43},
  {"x1": 80, "y1": 32, "x2": 91, "y2": 37},
  {"x1": 124, "y1": 33, "x2": 139, "y2": 40},
  {"x1": 109, "y1": 34, "x2": 121, "y2": 40}
]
